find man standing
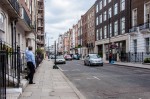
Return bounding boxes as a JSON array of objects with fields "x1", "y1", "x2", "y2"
[{"x1": 25, "y1": 46, "x2": 36, "y2": 84}]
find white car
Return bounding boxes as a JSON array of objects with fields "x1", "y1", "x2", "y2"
[
  {"x1": 55, "y1": 55, "x2": 66, "y2": 64},
  {"x1": 84, "y1": 54, "x2": 103, "y2": 66}
]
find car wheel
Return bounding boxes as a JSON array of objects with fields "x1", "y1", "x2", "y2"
[
  {"x1": 84, "y1": 61, "x2": 86, "y2": 66},
  {"x1": 88, "y1": 61, "x2": 91, "y2": 66},
  {"x1": 100, "y1": 63, "x2": 103, "y2": 66}
]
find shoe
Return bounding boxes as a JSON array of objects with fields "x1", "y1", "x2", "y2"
[
  {"x1": 25, "y1": 76, "x2": 28, "y2": 80},
  {"x1": 29, "y1": 82, "x2": 35, "y2": 84}
]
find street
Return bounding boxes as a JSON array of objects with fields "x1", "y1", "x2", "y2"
[{"x1": 58, "y1": 60, "x2": 150, "y2": 99}]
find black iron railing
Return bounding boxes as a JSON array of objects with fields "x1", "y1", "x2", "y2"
[
  {"x1": 106, "y1": 52, "x2": 150, "y2": 63},
  {"x1": 139, "y1": 22, "x2": 150, "y2": 30},
  {"x1": 8, "y1": 0, "x2": 20, "y2": 14},
  {"x1": 22, "y1": 7, "x2": 31, "y2": 27},
  {"x1": 129, "y1": 26, "x2": 138, "y2": 32},
  {"x1": 0, "y1": 40, "x2": 24, "y2": 99},
  {"x1": 0, "y1": 50, "x2": 6, "y2": 99}
]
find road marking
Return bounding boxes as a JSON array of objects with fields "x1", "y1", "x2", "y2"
[
  {"x1": 59, "y1": 67, "x2": 68, "y2": 71},
  {"x1": 86, "y1": 78, "x2": 95, "y2": 80},
  {"x1": 93, "y1": 76, "x2": 101, "y2": 80}
]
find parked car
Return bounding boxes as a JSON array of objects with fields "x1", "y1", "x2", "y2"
[
  {"x1": 84, "y1": 54, "x2": 103, "y2": 66},
  {"x1": 50, "y1": 55, "x2": 55, "y2": 59},
  {"x1": 55, "y1": 55, "x2": 66, "y2": 64},
  {"x1": 64, "y1": 55, "x2": 72, "y2": 60},
  {"x1": 72, "y1": 54, "x2": 80, "y2": 60}
]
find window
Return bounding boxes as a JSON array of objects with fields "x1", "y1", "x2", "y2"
[
  {"x1": 132, "y1": 9, "x2": 137, "y2": 26},
  {"x1": 99, "y1": 14, "x2": 102, "y2": 23},
  {"x1": 145, "y1": 3, "x2": 150, "y2": 23},
  {"x1": 120, "y1": 0, "x2": 125, "y2": 11},
  {"x1": 145, "y1": 38, "x2": 150, "y2": 52},
  {"x1": 96, "y1": 30, "x2": 99, "y2": 40},
  {"x1": 108, "y1": 0, "x2": 111, "y2": 3},
  {"x1": 99, "y1": 1, "x2": 102, "y2": 10},
  {"x1": 96, "y1": 4, "x2": 99, "y2": 13},
  {"x1": 133, "y1": 39, "x2": 137, "y2": 52},
  {"x1": 104, "y1": 0, "x2": 107, "y2": 7},
  {"x1": 114, "y1": 21, "x2": 118, "y2": 36},
  {"x1": 104, "y1": 26, "x2": 107, "y2": 39},
  {"x1": 109, "y1": 23, "x2": 112, "y2": 37},
  {"x1": 100, "y1": 28, "x2": 102, "y2": 39},
  {"x1": 103, "y1": 11, "x2": 107, "y2": 21},
  {"x1": 0, "y1": 13, "x2": 5, "y2": 31},
  {"x1": 96, "y1": 17, "x2": 99, "y2": 25},
  {"x1": 114, "y1": 3, "x2": 118, "y2": 15},
  {"x1": 121, "y1": 17, "x2": 125, "y2": 34},
  {"x1": 108, "y1": 8, "x2": 112, "y2": 18}
]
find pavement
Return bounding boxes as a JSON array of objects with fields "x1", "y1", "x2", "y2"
[
  {"x1": 6, "y1": 59, "x2": 150, "y2": 99},
  {"x1": 18, "y1": 59, "x2": 86, "y2": 99},
  {"x1": 104, "y1": 61, "x2": 150, "y2": 69}
]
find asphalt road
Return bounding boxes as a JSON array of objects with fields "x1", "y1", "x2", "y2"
[{"x1": 58, "y1": 60, "x2": 150, "y2": 99}]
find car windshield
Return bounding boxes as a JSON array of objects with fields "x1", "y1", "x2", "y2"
[
  {"x1": 56, "y1": 56, "x2": 64, "y2": 59},
  {"x1": 89, "y1": 54, "x2": 100, "y2": 59}
]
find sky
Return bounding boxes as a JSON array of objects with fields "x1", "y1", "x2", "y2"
[{"x1": 45, "y1": 0, "x2": 96, "y2": 46}]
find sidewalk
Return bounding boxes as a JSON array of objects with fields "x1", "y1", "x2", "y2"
[
  {"x1": 19, "y1": 59, "x2": 86, "y2": 99},
  {"x1": 104, "y1": 61, "x2": 150, "y2": 69}
]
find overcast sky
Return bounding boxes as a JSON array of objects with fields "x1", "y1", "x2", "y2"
[{"x1": 45, "y1": 0, "x2": 96, "y2": 46}]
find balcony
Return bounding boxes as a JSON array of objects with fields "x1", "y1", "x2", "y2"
[
  {"x1": 38, "y1": 0, "x2": 44, "y2": 2},
  {"x1": 18, "y1": 7, "x2": 31, "y2": 31},
  {"x1": 129, "y1": 26, "x2": 138, "y2": 36},
  {"x1": 139, "y1": 23, "x2": 150, "y2": 34},
  {"x1": 37, "y1": 14, "x2": 43, "y2": 19},
  {"x1": 1, "y1": 0, "x2": 20, "y2": 18},
  {"x1": 37, "y1": 33, "x2": 44, "y2": 36},
  {"x1": 37, "y1": 40, "x2": 44, "y2": 45}
]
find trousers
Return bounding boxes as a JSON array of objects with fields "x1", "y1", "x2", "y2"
[{"x1": 27, "y1": 62, "x2": 35, "y2": 83}]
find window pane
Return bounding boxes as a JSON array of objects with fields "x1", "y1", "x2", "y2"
[
  {"x1": 121, "y1": 17, "x2": 125, "y2": 34},
  {"x1": 104, "y1": 0, "x2": 106, "y2": 6},
  {"x1": 96, "y1": 30, "x2": 99, "y2": 40},
  {"x1": 121, "y1": 0, "x2": 125, "y2": 11},
  {"x1": 145, "y1": 38, "x2": 150, "y2": 52},
  {"x1": 114, "y1": 3, "x2": 118, "y2": 15},
  {"x1": 100, "y1": 28, "x2": 102, "y2": 39},
  {"x1": 132, "y1": 9, "x2": 137, "y2": 26},
  {"x1": 133, "y1": 39, "x2": 137, "y2": 52},
  {"x1": 104, "y1": 26, "x2": 107, "y2": 38},
  {"x1": 114, "y1": 21, "x2": 118, "y2": 36}
]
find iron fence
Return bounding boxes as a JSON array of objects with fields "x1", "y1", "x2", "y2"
[
  {"x1": 0, "y1": 51, "x2": 6, "y2": 99},
  {"x1": 0, "y1": 40, "x2": 23, "y2": 99},
  {"x1": 106, "y1": 52, "x2": 150, "y2": 63}
]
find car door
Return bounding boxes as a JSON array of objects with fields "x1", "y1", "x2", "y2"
[{"x1": 85, "y1": 55, "x2": 89, "y2": 64}]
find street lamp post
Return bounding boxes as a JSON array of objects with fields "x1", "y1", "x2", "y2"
[
  {"x1": 107, "y1": 14, "x2": 111, "y2": 63},
  {"x1": 53, "y1": 40, "x2": 59, "y2": 69}
]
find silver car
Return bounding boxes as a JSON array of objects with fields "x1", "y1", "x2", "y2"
[
  {"x1": 84, "y1": 54, "x2": 103, "y2": 66},
  {"x1": 55, "y1": 55, "x2": 66, "y2": 64}
]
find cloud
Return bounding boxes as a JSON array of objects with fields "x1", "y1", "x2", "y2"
[{"x1": 45, "y1": 0, "x2": 96, "y2": 45}]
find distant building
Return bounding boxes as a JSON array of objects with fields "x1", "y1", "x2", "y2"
[
  {"x1": 37, "y1": 0, "x2": 45, "y2": 48},
  {"x1": 87, "y1": 5, "x2": 95, "y2": 54},
  {"x1": 95, "y1": 0, "x2": 130, "y2": 61},
  {"x1": 57, "y1": 34, "x2": 63, "y2": 55}
]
